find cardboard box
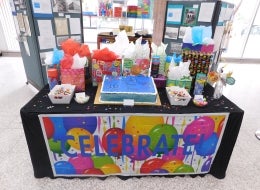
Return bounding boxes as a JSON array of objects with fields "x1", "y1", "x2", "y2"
[{"x1": 166, "y1": 86, "x2": 191, "y2": 106}]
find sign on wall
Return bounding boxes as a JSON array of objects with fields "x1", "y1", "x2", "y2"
[{"x1": 39, "y1": 113, "x2": 229, "y2": 177}]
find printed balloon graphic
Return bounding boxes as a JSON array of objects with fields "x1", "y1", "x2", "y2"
[
  {"x1": 42, "y1": 117, "x2": 54, "y2": 139},
  {"x1": 201, "y1": 157, "x2": 213, "y2": 172},
  {"x1": 174, "y1": 164, "x2": 194, "y2": 173},
  {"x1": 161, "y1": 159, "x2": 183, "y2": 173},
  {"x1": 67, "y1": 128, "x2": 94, "y2": 151},
  {"x1": 125, "y1": 116, "x2": 164, "y2": 145},
  {"x1": 102, "y1": 128, "x2": 125, "y2": 156},
  {"x1": 54, "y1": 161, "x2": 76, "y2": 174},
  {"x1": 68, "y1": 154, "x2": 94, "y2": 174},
  {"x1": 183, "y1": 116, "x2": 215, "y2": 145},
  {"x1": 209, "y1": 115, "x2": 225, "y2": 132},
  {"x1": 148, "y1": 124, "x2": 178, "y2": 153},
  {"x1": 140, "y1": 158, "x2": 165, "y2": 173},
  {"x1": 126, "y1": 145, "x2": 152, "y2": 161},
  {"x1": 51, "y1": 117, "x2": 67, "y2": 141},
  {"x1": 100, "y1": 163, "x2": 121, "y2": 174},
  {"x1": 84, "y1": 168, "x2": 104, "y2": 175},
  {"x1": 162, "y1": 147, "x2": 185, "y2": 161},
  {"x1": 151, "y1": 169, "x2": 169, "y2": 174},
  {"x1": 91, "y1": 155, "x2": 114, "y2": 169},
  {"x1": 216, "y1": 118, "x2": 225, "y2": 137},
  {"x1": 195, "y1": 133, "x2": 219, "y2": 156},
  {"x1": 48, "y1": 138, "x2": 70, "y2": 155},
  {"x1": 63, "y1": 117, "x2": 97, "y2": 134}
]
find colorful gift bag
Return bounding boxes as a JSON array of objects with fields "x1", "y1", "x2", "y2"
[
  {"x1": 122, "y1": 58, "x2": 150, "y2": 76},
  {"x1": 182, "y1": 43, "x2": 202, "y2": 52},
  {"x1": 193, "y1": 73, "x2": 207, "y2": 95},
  {"x1": 91, "y1": 58, "x2": 122, "y2": 85},
  {"x1": 60, "y1": 68, "x2": 85, "y2": 92},
  {"x1": 182, "y1": 50, "x2": 212, "y2": 77},
  {"x1": 201, "y1": 44, "x2": 214, "y2": 53},
  {"x1": 166, "y1": 76, "x2": 192, "y2": 93}
]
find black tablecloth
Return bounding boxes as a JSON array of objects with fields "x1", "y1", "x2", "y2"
[{"x1": 20, "y1": 84, "x2": 244, "y2": 179}]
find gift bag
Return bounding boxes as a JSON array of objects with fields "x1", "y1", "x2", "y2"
[{"x1": 60, "y1": 68, "x2": 85, "y2": 92}]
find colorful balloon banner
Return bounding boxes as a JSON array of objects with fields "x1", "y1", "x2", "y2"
[{"x1": 39, "y1": 113, "x2": 229, "y2": 177}]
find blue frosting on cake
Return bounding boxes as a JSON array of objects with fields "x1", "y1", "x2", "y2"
[{"x1": 100, "y1": 75, "x2": 157, "y2": 103}]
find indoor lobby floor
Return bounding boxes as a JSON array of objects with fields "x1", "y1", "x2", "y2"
[{"x1": 0, "y1": 56, "x2": 259, "y2": 190}]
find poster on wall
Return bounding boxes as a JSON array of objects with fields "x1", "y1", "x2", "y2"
[
  {"x1": 31, "y1": 0, "x2": 53, "y2": 17},
  {"x1": 166, "y1": 4, "x2": 183, "y2": 25},
  {"x1": 169, "y1": 42, "x2": 182, "y2": 54},
  {"x1": 182, "y1": 6, "x2": 199, "y2": 26},
  {"x1": 52, "y1": 0, "x2": 81, "y2": 13},
  {"x1": 198, "y1": 2, "x2": 215, "y2": 22},
  {"x1": 165, "y1": 27, "x2": 179, "y2": 39},
  {"x1": 39, "y1": 113, "x2": 229, "y2": 177}
]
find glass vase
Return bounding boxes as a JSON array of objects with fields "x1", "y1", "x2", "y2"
[{"x1": 213, "y1": 81, "x2": 224, "y2": 99}]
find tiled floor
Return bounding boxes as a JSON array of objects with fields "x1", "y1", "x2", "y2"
[{"x1": 0, "y1": 56, "x2": 259, "y2": 190}]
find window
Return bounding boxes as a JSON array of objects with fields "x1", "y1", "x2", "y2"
[{"x1": 82, "y1": 0, "x2": 154, "y2": 51}]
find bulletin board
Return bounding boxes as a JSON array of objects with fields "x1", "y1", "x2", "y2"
[
  {"x1": 31, "y1": 0, "x2": 84, "y2": 53},
  {"x1": 163, "y1": 0, "x2": 218, "y2": 55}
]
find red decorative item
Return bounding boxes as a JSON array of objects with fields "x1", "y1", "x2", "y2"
[
  {"x1": 140, "y1": 158, "x2": 165, "y2": 173},
  {"x1": 61, "y1": 38, "x2": 81, "y2": 56},
  {"x1": 102, "y1": 128, "x2": 125, "y2": 156},
  {"x1": 60, "y1": 68, "x2": 85, "y2": 92}
]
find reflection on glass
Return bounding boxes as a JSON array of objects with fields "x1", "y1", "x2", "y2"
[
  {"x1": 222, "y1": 0, "x2": 260, "y2": 59},
  {"x1": 243, "y1": 6, "x2": 260, "y2": 59}
]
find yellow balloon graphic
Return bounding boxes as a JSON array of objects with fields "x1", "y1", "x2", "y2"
[
  {"x1": 161, "y1": 159, "x2": 183, "y2": 173},
  {"x1": 67, "y1": 128, "x2": 94, "y2": 151},
  {"x1": 100, "y1": 163, "x2": 121, "y2": 174},
  {"x1": 209, "y1": 115, "x2": 225, "y2": 133},
  {"x1": 125, "y1": 116, "x2": 164, "y2": 145}
]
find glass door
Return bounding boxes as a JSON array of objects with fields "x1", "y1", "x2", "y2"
[
  {"x1": 243, "y1": 2, "x2": 260, "y2": 59},
  {"x1": 222, "y1": 0, "x2": 260, "y2": 61}
]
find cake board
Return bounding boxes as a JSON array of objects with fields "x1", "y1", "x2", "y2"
[{"x1": 94, "y1": 83, "x2": 161, "y2": 106}]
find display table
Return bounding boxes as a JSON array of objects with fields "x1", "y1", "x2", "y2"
[{"x1": 20, "y1": 84, "x2": 243, "y2": 179}]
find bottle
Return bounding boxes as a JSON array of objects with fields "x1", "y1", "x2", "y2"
[
  {"x1": 164, "y1": 56, "x2": 172, "y2": 75},
  {"x1": 47, "y1": 67, "x2": 59, "y2": 90},
  {"x1": 213, "y1": 80, "x2": 224, "y2": 99},
  {"x1": 151, "y1": 55, "x2": 160, "y2": 77}
]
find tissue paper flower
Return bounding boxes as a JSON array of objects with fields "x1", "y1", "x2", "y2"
[
  {"x1": 207, "y1": 67, "x2": 235, "y2": 86},
  {"x1": 208, "y1": 71, "x2": 220, "y2": 83}
]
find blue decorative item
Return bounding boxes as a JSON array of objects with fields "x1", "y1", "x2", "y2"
[
  {"x1": 54, "y1": 161, "x2": 76, "y2": 174},
  {"x1": 52, "y1": 48, "x2": 64, "y2": 65},
  {"x1": 63, "y1": 117, "x2": 97, "y2": 134},
  {"x1": 195, "y1": 133, "x2": 219, "y2": 156},
  {"x1": 51, "y1": 117, "x2": 67, "y2": 141}
]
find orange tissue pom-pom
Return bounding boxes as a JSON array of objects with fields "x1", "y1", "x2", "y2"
[
  {"x1": 78, "y1": 44, "x2": 91, "y2": 57},
  {"x1": 92, "y1": 48, "x2": 118, "y2": 62},
  {"x1": 61, "y1": 38, "x2": 80, "y2": 56}
]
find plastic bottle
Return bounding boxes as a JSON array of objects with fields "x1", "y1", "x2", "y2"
[
  {"x1": 47, "y1": 67, "x2": 59, "y2": 90},
  {"x1": 151, "y1": 55, "x2": 160, "y2": 77}
]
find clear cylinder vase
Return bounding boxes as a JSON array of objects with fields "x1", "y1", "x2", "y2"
[{"x1": 213, "y1": 81, "x2": 224, "y2": 99}]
